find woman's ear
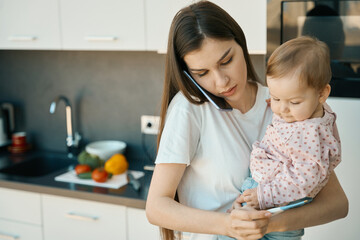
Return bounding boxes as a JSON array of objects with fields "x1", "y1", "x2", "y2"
[{"x1": 319, "y1": 84, "x2": 331, "y2": 104}]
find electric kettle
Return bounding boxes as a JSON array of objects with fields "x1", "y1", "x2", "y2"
[{"x1": 0, "y1": 103, "x2": 15, "y2": 147}]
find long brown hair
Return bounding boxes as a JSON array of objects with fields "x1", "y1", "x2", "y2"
[{"x1": 157, "y1": 1, "x2": 260, "y2": 239}]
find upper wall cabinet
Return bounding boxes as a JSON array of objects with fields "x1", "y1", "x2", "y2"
[
  {"x1": 0, "y1": 0, "x2": 61, "y2": 49},
  {"x1": 0, "y1": 0, "x2": 266, "y2": 52},
  {"x1": 145, "y1": 1, "x2": 188, "y2": 53},
  {"x1": 146, "y1": 0, "x2": 267, "y2": 54},
  {"x1": 60, "y1": 0, "x2": 146, "y2": 50},
  {"x1": 215, "y1": 0, "x2": 267, "y2": 54}
]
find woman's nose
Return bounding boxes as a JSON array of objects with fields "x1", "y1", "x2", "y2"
[{"x1": 214, "y1": 71, "x2": 229, "y2": 87}]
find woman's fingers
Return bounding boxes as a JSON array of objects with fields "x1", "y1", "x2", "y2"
[
  {"x1": 233, "y1": 200, "x2": 242, "y2": 210},
  {"x1": 227, "y1": 207, "x2": 270, "y2": 240},
  {"x1": 232, "y1": 225, "x2": 268, "y2": 238},
  {"x1": 231, "y1": 206, "x2": 270, "y2": 220},
  {"x1": 233, "y1": 231, "x2": 266, "y2": 240},
  {"x1": 231, "y1": 217, "x2": 269, "y2": 230}
]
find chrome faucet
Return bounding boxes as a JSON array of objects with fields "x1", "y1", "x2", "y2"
[{"x1": 50, "y1": 95, "x2": 81, "y2": 157}]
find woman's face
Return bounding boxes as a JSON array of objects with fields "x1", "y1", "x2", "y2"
[{"x1": 183, "y1": 38, "x2": 248, "y2": 107}]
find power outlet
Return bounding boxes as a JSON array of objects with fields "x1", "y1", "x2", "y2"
[{"x1": 141, "y1": 115, "x2": 160, "y2": 135}]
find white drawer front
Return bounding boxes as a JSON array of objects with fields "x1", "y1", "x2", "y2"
[
  {"x1": 0, "y1": 219, "x2": 43, "y2": 240},
  {"x1": 42, "y1": 194, "x2": 127, "y2": 240},
  {"x1": 127, "y1": 208, "x2": 160, "y2": 240},
  {"x1": 0, "y1": 188, "x2": 42, "y2": 225}
]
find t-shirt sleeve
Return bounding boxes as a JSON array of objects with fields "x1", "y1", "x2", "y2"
[{"x1": 155, "y1": 98, "x2": 201, "y2": 166}]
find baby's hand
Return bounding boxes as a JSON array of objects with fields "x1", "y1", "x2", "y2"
[
  {"x1": 226, "y1": 194, "x2": 243, "y2": 213},
  {"x1": 242, "y1": 188, "x2": 259, "y2": 209}
]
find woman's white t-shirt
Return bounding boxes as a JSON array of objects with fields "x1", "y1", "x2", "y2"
[{"x1": 155, "y1": 83, "x2": 273, "y2": 239}]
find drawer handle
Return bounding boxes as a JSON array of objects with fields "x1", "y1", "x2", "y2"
[
  {"x1": 84, "y1": 36, "x2": 117, "y2": 41},
  {"x1": 0, "y1": 232, "x2": 19, "y2": 240},
  {"x1": 65, "y1": 212, "x2": 99, "y2": 221},
  {"x1": 8, "y1": 36, "x2": 37, "y2": 41}
]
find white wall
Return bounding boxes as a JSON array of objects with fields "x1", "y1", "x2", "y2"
[{"x1": 303, "y1": 97, "x2": 360, "y2": 239}]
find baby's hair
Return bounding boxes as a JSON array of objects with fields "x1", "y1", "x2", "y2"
[{"x1": 267, "y1": 36, "x2": 332, "y2": 90}]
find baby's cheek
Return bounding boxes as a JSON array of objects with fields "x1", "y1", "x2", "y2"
[
  {"x1": 294, "y1": 109, "x2": 310, "y2": 121},
  {"x1": 270, "y1": 104, "x2": 279, "y2": 115}
]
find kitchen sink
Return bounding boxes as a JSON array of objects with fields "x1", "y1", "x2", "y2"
[{"x1": 0, "y1": 152, "x2": 77, "y2": 177}]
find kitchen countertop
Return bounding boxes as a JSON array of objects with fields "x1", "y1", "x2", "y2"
[{"x1": 0, "y1": 149, "x2": 153, "y2": 209}]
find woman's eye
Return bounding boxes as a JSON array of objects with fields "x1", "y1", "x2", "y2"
[
  {"x1": 290, "y1": 102, "x2": 300, "y2": 105},
  {"x1": 272, "y1": 98, "x2": 280, "y2": 101},
  {"x1": 198, "y1": 71, "x2": 208, "y2": 77},
  {"x1": 221, "y1": 57, "x2": 232, "y2": 65}
]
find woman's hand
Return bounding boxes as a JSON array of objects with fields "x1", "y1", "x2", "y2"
[{"x1": 227, "y1": 205, "x2": 271, "y2": 240}]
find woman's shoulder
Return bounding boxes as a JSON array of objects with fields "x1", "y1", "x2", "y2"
[
  {"x1": 170, "y1": 91, "x2": 191, "y2": 105},
  {"x1": 247, "y1": 82, "x2": 271, "y2": 118},
  {"x1": 169, "y1": 91, "x2": 201, "y2": 112},
  {"x1": 166, "y1": 92, "x2": 204, "y2": 125},
  {"x1": 168, "y1": 91, "x2": 213, "y2": 115},
  {"x1": 255, "y1": 82, "x2": 270, "y2": 100}
]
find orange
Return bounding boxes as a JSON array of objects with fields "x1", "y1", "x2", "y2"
[{"x1": 104, "y1": 153, "x2": 129, "y2": 175}]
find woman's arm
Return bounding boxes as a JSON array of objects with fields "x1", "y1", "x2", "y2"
[
  {"x1": 146, "y1": 163, "x2": 271, "y2": 239},
  {"x1": 267, "y1": 171, "x2": 348, "y2": 232}
]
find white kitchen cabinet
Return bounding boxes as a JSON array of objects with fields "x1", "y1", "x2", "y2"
[
  {"x1": 0, "y1": 0, "x2": 61, "y2": 49},
  {"x1": 0, "y1": 0, "x2": 266, "y2": 52},
  {"x1": 213, "y1": 0, "x2": 267, "y2": 55},
  {"x1": 0, "y1": 187, "x2": 42, "y2": 224},
  {"x1": 0, "y1": 188, "x2": 161, "y2": 240},
  {"x1": 42, "y1": 194, "x2": 127, "y2": 240},
  {"x1": 0, "y1": 219, "x2": 43, "y2": 240},
  {"x1": 146, "y1": 0, "x2": 267, "y2": 54},
  {"x1": 59, "y1": 0, "x2": 146, "y2": 50},
  {"x1": 145, "y1": 0, "x2": 188, "y2": 53},
  {"x1": 127, "y1": 207, "x2": 160, "y2": 240},
  {"x1": 0, "y1": 187, "x2": 43, "y2": 240}
]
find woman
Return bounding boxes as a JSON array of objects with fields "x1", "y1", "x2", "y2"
[{"x1": 146, "y1": 1, "x2": 348, "y2": 240}]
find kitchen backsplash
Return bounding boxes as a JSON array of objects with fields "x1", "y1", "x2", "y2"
[{"x1": 0, "y1": 50, "x2": 265, "y2": 168}]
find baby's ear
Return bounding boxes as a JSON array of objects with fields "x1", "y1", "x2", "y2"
[{"x1": 319, "y1": 84, "x2": 331, "y2": 104}]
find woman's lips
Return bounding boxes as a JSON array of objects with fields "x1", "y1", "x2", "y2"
[{"x1": 221, "y1": 85, "x2": 237, "y2": 97}]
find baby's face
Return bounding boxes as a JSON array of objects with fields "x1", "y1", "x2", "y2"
[{"x1": 267, "y1": 73, "x2": 323, "y2": 123}]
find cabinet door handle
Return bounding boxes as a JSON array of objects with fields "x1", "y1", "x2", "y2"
[
  {"x1": 8, "y1": 36, "x2": 37, "y2": 41},
  {"x1": 0, "y1": 232, "x2": 19, "y2": 240},
  {"x1": 65, "y1": 212, "x2": 99, "y2": 221},
  {"x1": 157, "y1": 49, "x2": 167, "y2": 54},
  {"x1": 84, "y1": 36, "x2": 117, "y2": 41}
]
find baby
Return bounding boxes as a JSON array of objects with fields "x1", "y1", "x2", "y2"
[
  {"x1": 241, "y1": 36, "x2": 341, "y2": 211},
  {"x1": 224, "y1": 36, "x2": 342, "y2": 240}
]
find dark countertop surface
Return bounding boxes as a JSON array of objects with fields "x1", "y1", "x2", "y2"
[{"x1": 0, "y1": 149, "x2": 153, "y2": 209}]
